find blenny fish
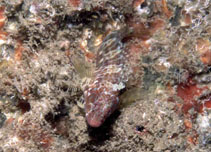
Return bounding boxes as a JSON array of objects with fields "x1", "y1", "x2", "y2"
[{"x1": 84, "y1": 27, "x2": 131, "y2": 127}]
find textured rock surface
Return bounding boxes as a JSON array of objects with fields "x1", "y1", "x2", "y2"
[{"x1": 0, "y1": 0, "x2": 210, "y2": 151}]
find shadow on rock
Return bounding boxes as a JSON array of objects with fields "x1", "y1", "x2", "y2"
[{"x1": 87, "y1": 110, "x2": 121, "y2": 143}]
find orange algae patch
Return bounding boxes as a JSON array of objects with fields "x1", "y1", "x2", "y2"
[
  {"x1": 126, "y1": 40, "x2": 149, "y2": 65},
  {"x1": 200, "y1": 51, "x2": 211, "y2": 65},
  {"x1": 181, "y1": 11, "x2": 192, "y2": 25},
  {"x1": 128, "y1": 18, "x2": 165, "y2": 41},
  {"x1": 161, "y1": 0, "x2": 173, "y2": 19},
  {"x1": 187, "y1": 134, "x2": 198, "y2": 145},
  {"x1": 5, "y1": 118, "x2": 15, "y2": 125},
  {"x1": 184, "y1": 119, "x2": 192, "y2": 129},
  {"x1": 79, "y1": 41, "x2": 96, "y2": 62},
  {"x1": 149, "y1": 19, "x2": 165, "y2": 34},
  {"x1": 129, "y1": 21, "x2": 151, "y2": 40},
  {"x1": 204, "y1": 99, "x2": 211, "y2": 108},
  {"x1": 85, "y1": 51, "x2": 95, "y2": 60},
  {"x1": 133, "y1": 0, "x2": 145, "y2": 8},
  {"x1": 200, "y1": 96, "x2": 211, "y2": 111},
  {"x1": 40, "y1": 136, "x2": 54, "y2": 149},
  {"x1": 196, "y1": 38, "x2": 211, "y2": 65},
  {"x1": 14, "y1": 41, "x2": 24, "y2": 61},
  {"x1": 126, "y1": 43, "x2": 143, "y2": 74},
  {"x1": 68, "y1": 0, "x2": 81, "y2": 8},
  {"x1": 127, "y1": 43, "x2": 147, "y2": 54},
  {"x1": 17, "y1": 121, "x2": 54, "y2": 149},
  {"x1": 177, "y1": 78, "x2": 208, "y2": 114},
  {"x1": 0, "y1": 30, "x2": 8, "y2": 39},
  {"x1": 176, "y1": 78, "x2": 211, "y2": 145},
  {"x1": 0, "y1": 6, "x2": 6, "y2": 29},
  {"x1": 65, "y1": 49, "x2": 71, "y2": 57}
]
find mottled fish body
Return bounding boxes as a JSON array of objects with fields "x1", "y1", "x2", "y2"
[{"x1": 84, "y1": 28, "x2": 130, "y2": 127}]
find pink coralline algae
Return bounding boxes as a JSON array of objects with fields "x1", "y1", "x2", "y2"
[{"x1": 84, "y1": 28, "x2": 130, "y2": 127}]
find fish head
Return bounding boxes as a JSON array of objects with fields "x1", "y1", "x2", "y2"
[{"x1": 84, "y1": 87, "x2": 119, "y2": 127}]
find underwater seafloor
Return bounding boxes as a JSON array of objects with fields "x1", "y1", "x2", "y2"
[{"x1": 0, "y1": 0, "x2": 211, "y2": 151}]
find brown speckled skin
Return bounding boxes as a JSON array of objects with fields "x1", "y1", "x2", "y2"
[{"x1": 84, "y1": 28, "x2": 130, "y2": 127}]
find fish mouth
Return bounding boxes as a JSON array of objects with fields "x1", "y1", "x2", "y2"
[
  {"x1": 84, "y1": 88, "x2": 120, "y2": 127},
  {"x1": 86, "y1": 111, "x2": 104, "y2": 127},
  {"x1": 85, "y1": 101, "x2": 119, "y2": 127},
  {"x1": 86, "y1": 117, "x2": 102, "y2": 128}
]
